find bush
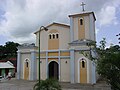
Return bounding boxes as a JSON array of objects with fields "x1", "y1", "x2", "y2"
[
  {"x1": 33, "y1": 78, "x2": 61, "y2": 90},
  {"x1": 97, "y1": 44, "x2": 120, "y2": 90}
]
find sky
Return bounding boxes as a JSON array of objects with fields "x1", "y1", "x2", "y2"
[{"x1": 0, "y1": 0, "x2": 120, "y2": 47}]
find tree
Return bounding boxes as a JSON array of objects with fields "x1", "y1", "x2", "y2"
[
  {"x1": 0, "y1": 41, "x2": 19, "y2": 60},
  {"x1": 4, "y1": 41, "x2": 19, "y2": 57},
  {"x1": 0, "y1": 45, "x2": 5, "y2": 59},
  {"x1": 97, "y1": 38, "x2": 120, "y2": 90},
  {"x1": 99, "y1": 38, "x2": 106, "y2": 50}
]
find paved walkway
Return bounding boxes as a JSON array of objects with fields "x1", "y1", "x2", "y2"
[
  {"x1": 0, "y1": 78, "x2": 111, "y2": 90},
  {"x1": 0, "y1": 78, "x2": 36, "y2": 90}
]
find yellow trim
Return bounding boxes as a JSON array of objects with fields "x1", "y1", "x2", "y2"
[
  {"x1": 37, "y1": 53, "x2": 46, "y2": 57},
  {"x1": 60, "y1": 52, "x2": 70, "y2": 56},
  {"x1": 48, "y1": 39, "x2": 59, "y2": 50},
  {"x1": 48, "y1": 52, "x2": 59, "y2": 56},
  {"x1": 48, "y1": 30, "x2": 59, "y2": 50},
  {"x1": 40, "y1": 53, "x2": 46, "y2": 57},
  {"x1": 78, "y1": 17, "x2": 85, "y2": 39}
]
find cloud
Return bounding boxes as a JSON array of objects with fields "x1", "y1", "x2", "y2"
[
  {"x1": 10, "y1": 33, "x2": 36, "y2": 44},
  {"x1": 85, "y1": 0, "x2": 109, "y2": 12},
  {"x1": 105, "y1": 39, "x2": 115, "y2": 48},
  {"x1": 97, "y1": 0, "x2": 120, "y2": 26},
  {"x1": 0, "y1": 0, "x2": 80, "y2": 44},
  {"x1": 0, "y1": 0, "x2": 120, "y2": 44},
  {"x1": 99, "y1": 6, "x2": 116, "y2": 26},
  {"x1": 95, "y1": 28, "x2": 100, "y2": 34}
]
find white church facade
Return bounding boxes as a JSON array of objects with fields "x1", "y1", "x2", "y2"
[{"x1": 17, "y1": 11, "x2": 97, "y2": 84}]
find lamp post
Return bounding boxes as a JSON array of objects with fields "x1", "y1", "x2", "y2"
[{"x1": 38, "y1": 26, "x2": 48, "y2": 90}]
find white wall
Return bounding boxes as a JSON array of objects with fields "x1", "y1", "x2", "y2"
[
  {"x1": 60, "y1": 58, "x2": 70, "y2": 82},
  {"x1": 21, "y1": 53, "x2": 31, "y2": 79}
]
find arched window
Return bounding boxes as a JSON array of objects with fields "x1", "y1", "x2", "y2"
[
  {"x1": 53, "y1": 34, "x2": 55, "y2": 39},
  {"x1": 26, "y1": 62, "x2": 29, "y2": 67},
  {"x1": 82, "y1": 61, "x2": 85, "y2": 68},
  {"x1": 56, "y1": 34, "x2": 59, "y2": 39},
  {"x1": 80, "y1": 19, "x2": 83, "y2": 25},
  {"x1": 49, "y1": 34, "x2": 51, "y2": 39},
  {"x1": 25, "y1": 59, "x2": 29, "y2": 68}
]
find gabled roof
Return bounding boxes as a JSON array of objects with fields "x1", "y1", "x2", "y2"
[
  {"x1": 46, "y1": 22, "x2": 70, "y2": 28},
  {"x1": 0, "y1": 61, "x2": 15, "y2": 69},
  {"x1": 69, "y1": 11, "x2": 96, "y2": 21},
  {"x1": 34, "y1": 22, "x2": 70, "y2": 34}
]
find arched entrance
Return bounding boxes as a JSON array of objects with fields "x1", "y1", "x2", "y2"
[{"x1": 48, "y1": 61, "x2": 59, "y2": 80}]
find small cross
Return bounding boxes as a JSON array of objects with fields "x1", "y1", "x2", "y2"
[{"x1": 81, "y1": 2, "x2": 86, "y2": 12}]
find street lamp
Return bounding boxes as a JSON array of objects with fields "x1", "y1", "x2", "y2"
[{"x1": 38, "y1": 26, "x2": 48, "y2": 90}]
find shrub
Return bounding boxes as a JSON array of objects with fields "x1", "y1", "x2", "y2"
[{"x1": 33, "y1": 78, "x2": 61, "y2": 90}]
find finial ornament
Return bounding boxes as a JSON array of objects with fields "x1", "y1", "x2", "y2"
[{"x1": 81, "y1": 2, "x2": 86, "y2": 12}]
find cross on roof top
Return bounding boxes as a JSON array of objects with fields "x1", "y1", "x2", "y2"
[{"x1": 80, "y1": 2, "x2": 86, "y2": 12}]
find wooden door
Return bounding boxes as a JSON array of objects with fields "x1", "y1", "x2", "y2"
[
  {"x1": 80, "y1": 60, "x2": 87, "y2": 83},
  {"x1": 24, "y1": 61, "x2": 29, "y2": 80}
]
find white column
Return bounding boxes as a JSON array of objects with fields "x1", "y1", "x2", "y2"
[
  {"x1": 58, "y1": 50, "x2": 61, "y2": 81},
  {"x1": 30, "y1": 50, "x2": 37, "y2": 80},
  {"x1": 46, "y1": 51, "x2": 48, "y2": 79},
  {"x1": 92, "y1": 62, "x2": 96, "y2": 84},
  {"x1": 70, "y1": 49, "x2": 75, "y2": 83},
  {"x1": 17, "y1": 51, "x2": 21, "y2": 79},
  {"x1": 70, "y1": 17, "x2": 74, "y2": 42}
]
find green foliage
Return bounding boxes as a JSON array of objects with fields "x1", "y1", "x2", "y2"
[
  {"x1": 99, "y1": 38, "x2": 106, "y2": 50},
  {"x1": 33, "y1": 78, "x2": 61, "y2": 90},
  {"x1": 97, "y1": 38, "x2": 120, "y2": 90},
  {"x1": 0, "y1": 41, "x2": 19, "y2": 60}
]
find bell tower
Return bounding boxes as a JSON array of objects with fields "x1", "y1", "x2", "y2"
[
  {"x1": 68, "y1": 3, "x2": 96, "y2": 84},
  {"x1": 69, "y1": 3, "x2": 96, "y2": 42}
]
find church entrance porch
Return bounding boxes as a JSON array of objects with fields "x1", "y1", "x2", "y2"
[{"x1": 48, "y1": 61, "x2": 59, "y2": 80}]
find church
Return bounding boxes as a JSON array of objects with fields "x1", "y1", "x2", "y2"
[{"x1": 17, "y1": 8, "x2": 97, "y2": 84}]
